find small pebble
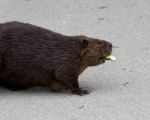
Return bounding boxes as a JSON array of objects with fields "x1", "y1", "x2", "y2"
[
  {"x1": 123, "y1": 82, "x2": 129, "y2": 86},
  {"x1": 79, "y1": 105, "x2": 85, "y2": 109}
]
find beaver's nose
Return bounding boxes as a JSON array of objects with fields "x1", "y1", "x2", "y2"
[
  {"x1": 109, "y1": 43, "x2": 112, "y2": 48},
  {"x1": 107, "y1": 43, "x2": 112, "y2": 48}
]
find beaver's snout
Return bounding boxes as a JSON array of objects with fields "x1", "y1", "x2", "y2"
[{"x1": 100, "y1": 41, "x2": 112, "y2": 57}]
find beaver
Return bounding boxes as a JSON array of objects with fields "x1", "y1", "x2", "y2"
[{"x1": 0, "y1": 21, "x2": 112, "y2": 95}]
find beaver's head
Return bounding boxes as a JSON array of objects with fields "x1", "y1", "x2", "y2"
[{"x1": 80, "y1": 36, "x2": 112, "y2": 66}]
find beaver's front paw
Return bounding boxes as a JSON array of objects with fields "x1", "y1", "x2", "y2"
[{"x1": 72, "y1": 88, "x2": 90, "y2": 96}]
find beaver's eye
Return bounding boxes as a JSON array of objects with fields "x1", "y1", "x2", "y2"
[
  {"x1": 97, "y1": 41, "x2": 102, "y2": 44},
  {"x1": 97, "y1": 42, "x2": 105, "y2": 47}
]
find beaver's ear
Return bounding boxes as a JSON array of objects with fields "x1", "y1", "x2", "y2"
[{"x1": 81, "y1": 39, "x2": 88, "y2": 48}]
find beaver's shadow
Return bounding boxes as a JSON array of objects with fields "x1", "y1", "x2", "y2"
[
  {"x1": 0, "y1": 87, "x2": 71, "y2": 96},
  {"x1": 0, "y1": 80, "x2": 118, "y2": 96}
]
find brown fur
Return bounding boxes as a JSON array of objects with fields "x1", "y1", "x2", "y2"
[{"x1": 0, "y1": 21, "x2": 112, "y2": 95}]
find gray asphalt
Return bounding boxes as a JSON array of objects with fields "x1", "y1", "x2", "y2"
[{"x1": 0, "y1": 0, "x2": 150, "y2": 120}]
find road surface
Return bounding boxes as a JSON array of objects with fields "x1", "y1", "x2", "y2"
[{"x1": 0, "y1": 0, "x2": 150, "y2": 120}]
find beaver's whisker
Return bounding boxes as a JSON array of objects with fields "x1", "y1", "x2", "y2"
[{"x1": 113, "y1": 46, "x2": 119, "y2": 48}]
